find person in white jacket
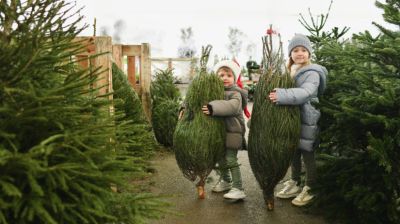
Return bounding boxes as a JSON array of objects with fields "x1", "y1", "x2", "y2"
[{"x1": 268, "y1": 34, "x2": 328, "y2": 206}]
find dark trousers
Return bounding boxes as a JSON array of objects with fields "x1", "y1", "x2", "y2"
[{"x1": 291, "y1": 149, "x2": 316, "y2": 187}]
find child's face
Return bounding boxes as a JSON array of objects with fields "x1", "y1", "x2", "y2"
[
  {"x1": 217, "y1": 68, "x2": 235, "y2": 87},
  {"x1": 290, "y1": 46, "x2": 310, "y2": 65}
]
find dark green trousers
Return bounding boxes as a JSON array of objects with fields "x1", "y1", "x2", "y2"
[{"x1": 219, "y1": 149, "x2": 243, "y2": 190}]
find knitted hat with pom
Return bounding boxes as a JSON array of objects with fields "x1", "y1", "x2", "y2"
[{"x1": 213, "y1": 60, "x2": 241, "y2": 81}]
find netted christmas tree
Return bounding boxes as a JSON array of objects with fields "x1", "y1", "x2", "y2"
[
  {"x1": 248, "y1": 28, "x2": 301, "y2": 210},
  {"x1": 173, "y1": 45, "x2": 225, "y2": 199},
  {"x1": 299, "y1": 1, "x2": 400, "y2": 223},
  {"x1": 150, "y1": 69, "x2": 181, "y2": 147},
  {"x1": 0, "y1": 1, "x2": 167, "y2": 223}
]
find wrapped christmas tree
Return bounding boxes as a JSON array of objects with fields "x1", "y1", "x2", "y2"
[
  {"x1": 248, "y1": 29, "x2": 301, "y2": 210},
  {"x1": 173, "y1": 45, "x2": 225, "y2": 199}
]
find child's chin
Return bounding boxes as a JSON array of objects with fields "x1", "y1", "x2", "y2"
[{"x1": 224, "y1": 84, "x2": 233, "y2": 87}]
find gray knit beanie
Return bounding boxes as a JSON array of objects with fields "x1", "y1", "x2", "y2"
[{"x1": 288, "y1": 34, "x2": 312, "y2": 56}]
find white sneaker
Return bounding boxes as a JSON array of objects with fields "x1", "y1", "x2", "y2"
[
  {"x1": 276, "y1": 179, "x2": 301, "y2": 199},
  {"x1": 223, "y1": 188, "x2": 246, "y2": 200},
  {"x1": 212, "y1": 180, "x2": 232, "y2": 192},
  {"x1": 291, "y1": 185, "x2": 314, "y2": 206}
]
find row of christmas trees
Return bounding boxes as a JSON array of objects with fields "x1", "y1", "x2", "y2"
[
  {"x1": 1, "y1": 0, "x2": 398, "y2": 223},
  {"x1": 304, "y1": 1, "x2": 399, "y2": 223},
  {"x1": 0, "y1": 1, "x2": 167, "y2": 223}
]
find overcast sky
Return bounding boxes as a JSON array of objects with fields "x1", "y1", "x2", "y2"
[{"x1": 75, "y1": 0, "x2": 392, "y2": 64}]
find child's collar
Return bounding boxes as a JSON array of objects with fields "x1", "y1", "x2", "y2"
[{"x1": 224, "y1": 84, "x2": 236, "y2": 90}]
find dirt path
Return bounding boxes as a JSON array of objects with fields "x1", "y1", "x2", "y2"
[
  {"x1": 149, "y1": 102, "x2": 327, "y2": 224},
  {"x1": 149, "y1": 150, "x2": 327, "y2": 224}
]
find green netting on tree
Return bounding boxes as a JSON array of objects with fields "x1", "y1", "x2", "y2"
[
  {"x1": 173, "y1": 46, "x2": 225, "y2": 198},
  {"x1": 248, "y1": 32, "x2": 301, "y2": 210},
  {"x1": 150, "y1": 69, "x2": 181, "y2": 147}
]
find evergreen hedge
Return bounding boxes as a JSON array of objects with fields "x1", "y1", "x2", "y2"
[
  {"x1": 112, "y1": 62, "x2": 157, "y2": 157},
  {"x1": 300, "y1": 1, "x2": 400, "y2": 223}
]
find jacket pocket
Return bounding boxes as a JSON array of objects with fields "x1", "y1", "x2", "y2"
[
  {"x1": 226, "y1": 133, "x2": 242, "y2": 150},
  {"x1": 301, "y1": 124, "x2": 318, "y2": 140},
  {"x1": 225, "y1": 117, "x2": 241, "y2": 133},
  {"x1": 301, "y1": 103, "x2": 320, "y2": 125}
]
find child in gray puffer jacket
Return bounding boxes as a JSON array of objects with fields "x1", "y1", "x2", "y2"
[
  {"x1": 269, "y1": 34, "x2": 328, "y2": 207},
  {"x1": 202, "y1": 60, "x2": 248, "y2": 200}
]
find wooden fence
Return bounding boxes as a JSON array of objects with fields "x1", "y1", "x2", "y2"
[
  {"x1": 151, "y1": 57, "x2": 197, "y2": 82},
  {"x1": 74, "y1": 36, "x2": 113, "y2": 99},
  {"x1": 72, "y1": 36, "x2": 151, "y2": 120},
  {"x1": 112, "y1": 43, "x2": 151, "y2": 120}
]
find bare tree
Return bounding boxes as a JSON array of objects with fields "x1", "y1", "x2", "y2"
[
  {"x1": 178, "y1": 27, "x2": 196, "y2": 58},
  {"x1": 213, "y1": 54, "x2": 220, "y2": 66},
  {"x1": 113, "y1": 19, "x2": 126, "y2": 43},
  {"x1": 227, "y1": 27, "x2": 244, "y2": 59},
  {"x1": 245, "y1": 42, "x2": 256, "y2": 60},
  {"x1": 100, "y1": 26, "x2": 109, "y2": 36}
]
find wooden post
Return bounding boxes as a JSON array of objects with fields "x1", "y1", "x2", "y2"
[
  {"x1": 74, "y1": 37, "x2": 95, "y2": 69},
  {"x1": 168, "y1": 58, "x2": 172, "y2": 70},
  {"x1": 121, "y1": 45, "x2": 142, "y2": 94},
  {"x1": 140, "y1": 43, "x2": 151, "y2": 121},
  {"x1": 94, "y1": 36, "x2": 113, "y2": 98},
  {"x1": 127, "y1": 56, "x2": 136, "y2": 89},
  {"x1": 76, "y1": 55, "x2": 89, "y2": 69},
  {"x1": 73, "y1": 36, "x2": 112, "y2": 98},
  {"x1": 137, "y1": 56, "x2": 142, "y2": 95},
  {"x1": 112, "y1": 44, "x2": 123, "y2": 70}
]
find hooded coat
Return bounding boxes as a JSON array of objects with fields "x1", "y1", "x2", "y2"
[
  {"x1": 274, "y1": 64, "x2": 328, "y2": 151},
  {"x1": 208, "y1": 85, "x2": 248, "y2": 150}
]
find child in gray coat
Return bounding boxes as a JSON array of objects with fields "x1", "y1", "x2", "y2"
[
  {"x1": 268, "y1": 34, "x2": 327, "y2": 206},
  {"x1": 202, "y1": 60, "x2": 248, "y2": 200}
]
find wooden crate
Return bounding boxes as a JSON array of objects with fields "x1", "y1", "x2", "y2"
[
  {"x1": 73, "y1": 36, "x2": 113, "y2": 99},
  {"x1": 112, "y1": 43, "x2": 151, "y2": 121}
]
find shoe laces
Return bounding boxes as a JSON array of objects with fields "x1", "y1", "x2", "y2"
[
  {"x1": 297, "y1": 187, "x2": 310, "y2": 200},
  {"x1": 281, "y1": 185, "x2": 291, "y2": 193},
  {"x1": 230, "y1": 188, "x2": 240, "y2": 192},
  {"x1": 283, "y1": 180, "x2": 293, "y2": 186},
  {"x1": 282, "y1": 180, "x2": 296, "y2": 192}
]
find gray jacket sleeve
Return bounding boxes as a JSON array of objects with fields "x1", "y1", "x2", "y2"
[
  {"x1": 208, "y1": 92, "x2": 242, "y2": 117},
  {"x1": 275, "y1": 72, "x2": 320, "y2": 105}
]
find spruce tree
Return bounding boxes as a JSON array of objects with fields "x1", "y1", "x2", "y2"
[
  {"x1": 301, "y1": 1, "x2": 400, "y2": 223},
  {"x1": 0, "y1": 1, "x2": 166, "y2": 223},
  {"x1": 150, "y1": 69, "x2": 181, "y2": 147},
  {"x1": 112, "y1": 62, "x2": 158, "y2": 157}
]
